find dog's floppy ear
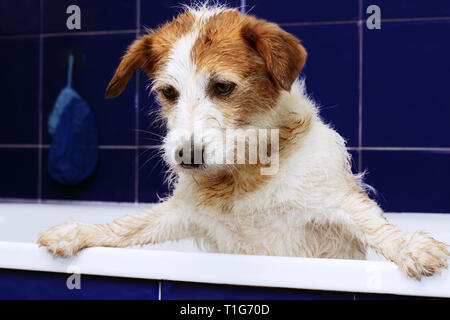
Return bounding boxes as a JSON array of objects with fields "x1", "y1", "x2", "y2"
[
  {"x1": 106, "y1": 34, "x2": 155, "y2": 98},
  {"x1": 241, "y1": 19, "x2": 307, "y2": 91}
]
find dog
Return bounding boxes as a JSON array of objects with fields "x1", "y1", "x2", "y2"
[{"x1": 38, "y1": 3, "x2": 448, "y2": 280}]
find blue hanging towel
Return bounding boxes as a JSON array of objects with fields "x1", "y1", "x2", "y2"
[{"x1": 47, "y1": 54, "x2": 98, "y2": 185}]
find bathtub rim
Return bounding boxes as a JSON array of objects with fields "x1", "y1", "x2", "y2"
[
  {"x1": 0, "y1": 202, "x2": 449, "y2": 298},
  {"x1": 0, "y1": 240, "x2": 449, "y2": 298}
]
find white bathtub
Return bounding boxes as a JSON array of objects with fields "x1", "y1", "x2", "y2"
[{"x1": 0, "y1": 202, "x2": 449, "y2": 298}]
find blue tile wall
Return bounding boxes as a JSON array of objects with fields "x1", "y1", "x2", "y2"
[
  {"x1": 0, "y1": 1, "x2": 449, "y2": 214},
  {"x1": 42, "y1": 148, "x2": 135, "y2": 202},
  {"x1": 0, "y1": 148, "x2": 38, "y2": 199},
  {"x1": 138, "y1": 73, "x2": 166, "y2": 147},
  {"x1": 0, "y1": 0, "x2": 41, "y2": 35},
  {"x1": 42, "y1": 33, "x2": 137, "y2": 146},
  {"x1": 0, "y1": 269, "x2": 159, "y2": 300},
  {"x1": 138, "y1": 147, "x2": 172, "y2": 203},
  {"x1": 362, "y1": 150, "x2": 450, "y2": 213},
  {"x1": 161, "y1": 280, "x2": 354, "y2": 300},
  {"x1": 43, "y1": 0, "x2": 137, "y2": 33},
  {"x1": 0, "y1": 270, "x2": 437, "y2": 300},
  {"x1": 354, "y1": 292, "x2": 436, "y2": 300},
  {"x1": 140, "y1": 0, "x2": 179, "y2": 30},
  {"x1": 140, "y1": 0, "x2": 240, "y2": 31},
  {"x1": 349, "y1": 150, "x2": 359, "y2": 174},
  {"x1": 0, "y1": 38, "x2": 40, "y2": 144},
  {"x1": 284, "y1": 23, "x2": 360, "y2": 147},
  {"x1": 363, "y1": 20, "x2": 450, "y2": 148},
  {"x1": 362, "y1": 0, "x2": 450, "y2": 19},
  {"x1": 138, "y1": 72, "x2": 171, "y2": 202},
  {"x1": 244, "y1": 0, "x2": 359, "y2": 23},
  {"x1": 161, "y1": 280, "x2": 436, "y2": 300}
]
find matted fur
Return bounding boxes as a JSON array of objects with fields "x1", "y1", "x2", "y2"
[{"x1": 39, "y1": 4, "x2": 448, "y2": 280}]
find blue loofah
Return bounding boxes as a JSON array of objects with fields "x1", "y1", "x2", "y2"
[
  {"x1": 47, "y1": 54, "x2": 98, "y2": 185},
  {"x1": 48, "y1": 87, "x2": 80, "y2": 135}
]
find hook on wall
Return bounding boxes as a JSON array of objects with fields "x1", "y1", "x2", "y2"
[{"x1": 62, "y1": 46, "x2": 85, "y2": 76}]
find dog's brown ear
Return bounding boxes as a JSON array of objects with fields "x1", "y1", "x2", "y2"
[
  {"x1": 241, "y1": 19, "x2": 307, "y2": 91},
  {"x1": 106, "y1": 34, "x2": 155, "y2": 98}
]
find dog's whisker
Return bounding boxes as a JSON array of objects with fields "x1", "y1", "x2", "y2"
[
  {"x1": 38, "y1": 4, "x2": 450, "y2": 282},
  {"x1": 145, "y1": 156, "x2": 166, "y2": 178},
  {"x1": 139, "y1": 148, "x2": 166, "y2": 171},
  {"x1": 133, "y1": 128, "x2": 165, "y2": 137},
  {"x1": 137, "y1": 150, "x2": 163, "y2": 163}
]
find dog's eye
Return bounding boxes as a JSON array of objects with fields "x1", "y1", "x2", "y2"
[
  {"x1": 161, "y1": 86, "x2": 178, "y2": 100},
  {"x1": 213, "y1": 82, "x2": 235, "y2": 96}
]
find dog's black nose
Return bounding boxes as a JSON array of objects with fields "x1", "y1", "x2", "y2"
[{"x1": 176, "y1": 138, "x2": 204, "y2": 168}]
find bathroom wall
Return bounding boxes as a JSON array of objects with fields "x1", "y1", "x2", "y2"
[{"x1": 0, "y1": 0, "x2": 449, "y2": 213}]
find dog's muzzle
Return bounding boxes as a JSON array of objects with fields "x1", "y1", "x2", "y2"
[{"x1": 174, "y1": 136, "x2": 205, "y2": 169}]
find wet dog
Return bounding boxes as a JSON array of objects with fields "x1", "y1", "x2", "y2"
[{"x1": 39, "y1": 4, "x2": 448, "y2": 280}]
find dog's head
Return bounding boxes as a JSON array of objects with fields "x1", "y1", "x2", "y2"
[{"x1": 106, "y1": 5, "x2": 306, "y2": 175}]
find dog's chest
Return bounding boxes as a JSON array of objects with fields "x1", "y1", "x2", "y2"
[
  {"x1": 197, "y1": 205, "x2": 303, "y2": 255},
  {"x1": 194, "y1": 204, "x2": 364, "y2": 259}
]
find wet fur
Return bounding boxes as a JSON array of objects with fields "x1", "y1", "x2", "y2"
[{"x1": 39, "y1": 3, "x2": 449, "y2": 280}]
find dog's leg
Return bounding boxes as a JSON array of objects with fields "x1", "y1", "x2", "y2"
[
  {"x1": 38, "y1": 200, "x2": 193, "y2": 257},
  {"x1": 343, "y1": 196, "x2": 449, "y2": 280}
]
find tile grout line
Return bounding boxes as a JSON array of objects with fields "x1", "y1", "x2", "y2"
[
  {"x1": 134, "y1": 0, "x2": 141, "y2": 204},
  {"x1": 358, "y1": 0, "x2": 363, "y2": 21},
  {"x1": 97, "y1": 145, "x2": 137, "y2": 149},
  {"x1": 358, "y1": 0, "x2": 364, "y2": 173},
  {"x1": 2, "y1": 144, "x2": 450, "y2": 151},
  {"x1": 382, "y1": 15, "x2": 450, "y2": 23},
  {"x1": 278, "y1": 16, "x2": 450, "y2": 27},
  {"x1": 0, "y1": 29, "x2": 139, "y2": 40},
  {"x1": 0, "y1": 144, "x2": 138, "y2": 149},
  {"x1": 2, "y1": 16, "x2": 450, "y2": 41},
  {"x1": 240, "y1": 0, "x2": 246, "y2": 13},
  {"x1": 42, "y1": 29, "x2": 139, "y2": 37},
  {"x1": 134, "y1": 76, "x2": 139, "y2": 202},
  {"x1": 357, "y1": 147, "x2": 450, "y2": 151},
  {"x1": 37, "y1": 0, "x2": 44, "y2": 203},
  {"x1": 137, "y1": 0, "x2": 141, "y2": 32},
  {"x1": 158, "y1": 280, "x2": 162, "y2": 300},
  {"x1": 280, "y1": 20, "x2": 361, "y2": 27},
  {"x1": 0, "y1": 144, "x2": 43, "y2": 148}
]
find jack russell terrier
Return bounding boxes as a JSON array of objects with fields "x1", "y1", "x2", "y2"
[{"x1": 38, "y1": 3, "x2": 449, "y2": 280}]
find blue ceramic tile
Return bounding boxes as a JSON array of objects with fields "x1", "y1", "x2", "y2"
[
  {"x1": 42, "y1": 34, "x2": 137, "y2": 146},
  {"x1": 362, "y1": 150, "x2": 450, "y2": 213},
  {"x1": 355, "y1": 292, "x2": 435, "y2": 300},
  {"x1": 0, "y1": 38, "x2": 39, "y2": 144},
  {"x1": 0, "y1": 269, "x2": 159, "y2": 300},
  {"x1": 0, "y1": 148, "x2": 38, "y2": 199},
  {"x1": 141, "y1": 0, "x2": 190, "y2": 30},
  {"x1": 363, "y1": 21, "x2": 450, "y2": 147},
  {"x1": 42, "y1": 148, "x2": 135, "y2": 202},
  {"x1": 284, "y1": 23, "x2": 359, "y2": 147},
  {"x1": 161, "y1": 280, "x2": 354, "y2": 300},
  {"x1": 137, "y1": 72, "x2": 171, "y2": 203},
  {"x1": 348, "y1": 149, "x2": 360, "y2": 174},
  {"x1": 138, "y1": 72, "x2": 166, "y2": 146},
  {"x1": 245, "y1": 0, "x2": 359, "y2": 23},
  {"x1": 138, "y1": 147, "x2": 172, "y2": 203},
  {"x1": 43, "y1": 0, "x2": 136, "y2": 33},
  {"x1": 0, "y1": 0, "x2": 41, "y2": 35},
  {"x1": 140, "y1": 0, "x2": 240, "y2": 30},
  {"x1": 363, "y1": 0, "x2": 450, "y2": 19}
]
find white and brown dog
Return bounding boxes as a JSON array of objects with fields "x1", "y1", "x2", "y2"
[{"x1": 38, "y1": 4, "x2": 448, "y2": 280}]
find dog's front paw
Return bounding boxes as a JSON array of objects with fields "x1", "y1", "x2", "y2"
[
  {"x1": 397, "y1": 232, "x2": 449, "y2": 280},
  {"x1": 38, "y1": 222, "x2": 87, "y2": 257}
]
